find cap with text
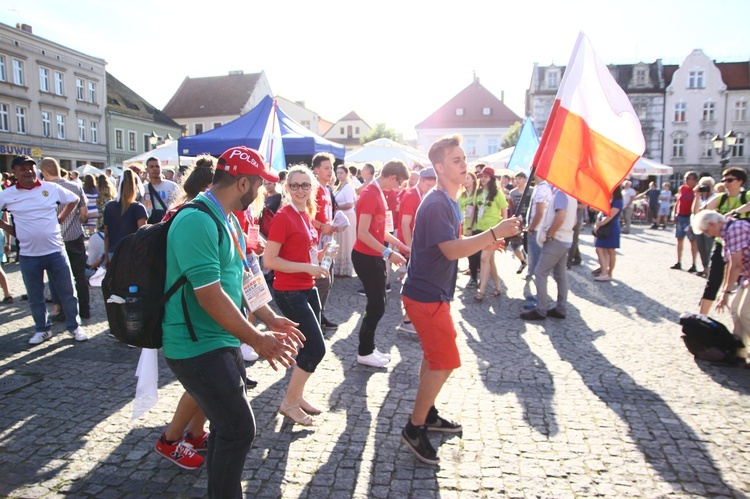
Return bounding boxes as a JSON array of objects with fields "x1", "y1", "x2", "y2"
[
  {"x1": 11, "y1": 155, "x2": 36, "y2": 168},
  {"x1": 218, "y1": 146, "x2": 279, "y2": 182}
]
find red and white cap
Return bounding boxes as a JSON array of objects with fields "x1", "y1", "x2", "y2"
[{"x1": 217, "y1": 146, "x2": 279, "y2": 182}]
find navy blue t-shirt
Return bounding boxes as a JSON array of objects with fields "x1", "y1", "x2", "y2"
[
  {"x1": 402, "y1": 189, "x2": 461, "y2": 303},
  {"x1": 103, "y1": 200, "x2": 148, "y2": 251}
]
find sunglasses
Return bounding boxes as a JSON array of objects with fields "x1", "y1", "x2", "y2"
[
  {"x1": 288, "y1": 182, "x2": 312, "y2": 191},
  {"x1": 722, "y1": 177, "x2": 738, "y2": 183}
]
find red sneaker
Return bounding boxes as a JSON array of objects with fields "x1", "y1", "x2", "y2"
[
  {"x1": 184, "y1": 431, "x2": 209, "y2": 453},
  {"x1": 155, "y1": 434, "x2": 204, "y2": 469}
]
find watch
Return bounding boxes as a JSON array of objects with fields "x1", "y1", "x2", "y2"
[{"x1": 382, "y1": 248, "x2": 393, "y2": 259}]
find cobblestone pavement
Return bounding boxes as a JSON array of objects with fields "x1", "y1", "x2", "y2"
[{"x1": 1, "y1": 224, "x2": 750, "y2": 498}]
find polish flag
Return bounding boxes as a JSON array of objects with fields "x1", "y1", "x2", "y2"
[{"x1": 533, "y1": 32, "x2": 645, "y2": 215}]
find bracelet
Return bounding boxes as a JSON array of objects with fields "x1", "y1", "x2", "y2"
[
  {"x1": 382, "y1": 248, "x2": 393, "y2": 259},
  {"x1": 723, "y1": 290, "x2": 735, "y2": 295},
  {"x1": 489, "y1": 227, "x2": 498, "y2": 241}
]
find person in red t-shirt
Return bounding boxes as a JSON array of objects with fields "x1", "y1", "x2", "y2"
[
  {"x1": 352, "y1": 160, "x2": 410, "y2": 367},
  {"x1": 671, "y1": 171, "x2": 699, "y2": 272},
  {"x1": 311, "y1": 153, "x2": 338, "y2": 331},
  {"x1": 265, "y1": 165, "x2": 332, "y2": 427},
  {"x1": 396, "y1": 167, "x2": 437, "y2": 334}
]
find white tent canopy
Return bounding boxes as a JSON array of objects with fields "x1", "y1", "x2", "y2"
[
  {"x1": 72, "y1": 164, "x2": 103, "y2": 177},
  {"x1": 475, "y1": 147, "x2": 516, "y2": 170},
  {"x1": 345, "y1": 138, "x2": 430, "y2": 168},
  {"x1": 630, "y1": 157, "x2": 674, "y2": 179},
  {"x1": 123, "y1": 140, "x2": 187, "y2": 168}
]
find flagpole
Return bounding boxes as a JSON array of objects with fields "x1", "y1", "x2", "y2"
[{"x1": 268, "y1": 99, "x2": 276, "y2": 168}]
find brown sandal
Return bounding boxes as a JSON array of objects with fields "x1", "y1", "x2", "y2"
[
  {"x1": 279, "y1": 402, "x2": 314, "y2": 426},
  {"x1": 299, "y1": 398, "x2": 322, "y2": 415},
  {"x1": 474, "y1": 292, "x2": 484, "y2": 301}
]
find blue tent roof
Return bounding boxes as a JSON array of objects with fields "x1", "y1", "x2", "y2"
[{"x1": 177, "y1": 95, "x2": 345, "y2": 160}]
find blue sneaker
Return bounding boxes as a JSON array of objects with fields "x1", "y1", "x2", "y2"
[{"x1": 523, "y1": 298, "x2": 537, "y2": 309}]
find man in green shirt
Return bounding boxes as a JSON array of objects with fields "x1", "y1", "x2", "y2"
[{"x1": 163, "y1": 146, "x2": 304, "y2": 498}]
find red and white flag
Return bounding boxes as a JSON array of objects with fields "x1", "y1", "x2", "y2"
[{"x1": 533, "y1": 32, "x2": 645, "y2": 215}]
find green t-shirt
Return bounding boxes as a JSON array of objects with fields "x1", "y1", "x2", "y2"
[
  {"x1": 473, "y1": 189, "x2": 509, "y2": 232},
  {"x1": 161, "y1": 194, "x2": 243, "y2": 359},
  {"x1": 458, "y1": 191, "x2": 476, "y2": 236}
]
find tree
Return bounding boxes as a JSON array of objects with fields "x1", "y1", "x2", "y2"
[
  {"x1": 360, "y1": 123, "x2": 403, "y2": 144},
  {"x1": 501, "y1": 121, "x2": 522, "y2": 149}
]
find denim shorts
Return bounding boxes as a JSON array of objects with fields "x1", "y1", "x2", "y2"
[{"x1": 675, "y1": 215, "x2": 695, "y2": 240}]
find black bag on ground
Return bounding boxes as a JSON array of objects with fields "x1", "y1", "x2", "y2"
[
  {"x1": 678, "y1": 312, "x2": 744, "y2": 364},
  {"x1": 102, "y1": 202, "x2": 223, "y2": 348}
]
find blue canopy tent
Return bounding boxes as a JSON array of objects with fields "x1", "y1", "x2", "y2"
[{"x1": 177, "y1": 95, "x2": 345, "y2": 166}]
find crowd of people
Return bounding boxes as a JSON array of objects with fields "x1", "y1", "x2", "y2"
[{"x1": 1, "y1": 141, "x2": 749, "y2": 497}]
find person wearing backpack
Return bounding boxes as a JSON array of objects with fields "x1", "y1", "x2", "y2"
[
  {"x1": 161, "y1": 146, "x2": 304, "y2": 498},
  {"x1": 692, "y1": 210, "x2": 750, "y2": 363},
  {"x1": 143, "y1": 157, "x2": 182, "y2": 224},
  {"x1": 696, "y1": 167, "x2": 748, "y2": 314}
]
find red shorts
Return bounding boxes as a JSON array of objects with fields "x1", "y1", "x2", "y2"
[{"x1": 402, "y1": 295, "x2": 461, "y2": 370}]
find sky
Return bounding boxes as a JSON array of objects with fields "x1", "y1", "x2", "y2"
[{"x1": 4, "y1": 0, "x2": 750, "y2": 140}]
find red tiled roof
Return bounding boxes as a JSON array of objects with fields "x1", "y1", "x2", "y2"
[
  {"x1": 162, "y1": 73, "x2": 262, "y2": 119},
  {"x1": 663, "y1": 65, "x2": 679, "y2": 86},
  {"x1": 416, "y1": 79, "x2": 521, "y2": 129},
  {"x1": 718, "y1": 62, "x2": 750, "y2": 89}
]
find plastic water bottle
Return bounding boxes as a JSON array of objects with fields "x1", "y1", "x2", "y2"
[
  {"x1": 320, "y1": 239, "x2": 338, "y2": 271},
  {"x1": 124, "y1": 285, "x2": 143, "y2": 335}
]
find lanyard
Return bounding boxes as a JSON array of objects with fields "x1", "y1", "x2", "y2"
[
  {"x1": 372, "y1": 179, "x2": 388, "y2": 207},
  {"x1": 290, "y1": 202, "x2": 316, "y2": 251},
  {"x1": 203, "y1": 191, "x2": 250, "y2": 271}
]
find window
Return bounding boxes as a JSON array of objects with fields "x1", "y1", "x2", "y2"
[
  {"x1": 455, "y1": 108, "x2": 464, "y2": 116},
  {"x1": 56, "y1": 114, "x2": 66, "y2": 139},
  {"x1": 90, "y1": 121, "x2": 98, "y2": 144},
  {"x1": 733, "y1": 135, "x2": 745, "y2": 157},
  {"x1": 674, "y1": 102, "x2": 686, "y2": 122},
  {"x1": 115, "y1": 129, "x2": 123, "y2": 149},
  {"x1": 347, "y1": 125, "x2": 352, "y2": 138},
  {"x1": 546, "y1": 70, "x2": 559, "y2": 88},
  {"x1": 672, "y1": 136, "x2": 685, "y2": 158},
  {"x1": 78, "y1": 118, "x2": 86, "y2": 142},
  {"x1": 702, "y1": 101, "x2": 715, "y2": 122},
  {"x1": 0, "y1": 55, "x2": 5, "y2": 81},
  {"x1": 700, "y1": 134, "x2": 713, "y2": 158},
  {"x1": 465, "y1": 138, "x2": 477, "y2": 155},
  {"x1": 88, "y1": 81, "x2": 96, "y2": 103},
  {"x1": 181, "y1": 124, "x2": 187, "y2": 137},
  {"x1": 12, "y1": 58, "x2": 23, "y2": 85},
  {"x1": 143, "y1": 133, "x2": 151, "y2": 151},
  {"x1": 42, "y1": 111, "x2": 51, "y2": 137},
  {"x1": 635, "y1": 68, "x2": 647, "y2": 86},
  {"x1": 487, "y1": 139, "x2": 499, "y2": 155},
  {"x1": 39, "y1": 67, "x2": 50, "y2": 92},
  {"x1": 634, "y1": 100, "x2": 648, "y2": 121},
  {"x1": 213, "y1": 122, "x2": 222, "y2": 129},
  {"x1": 0, "y1": 104, "x2": 8, "y2": 131},
  {"x1": 339, "y1": 127, "x2": 344, "y2": 134},
  {"x1": 735, "y1": 100, "x2": 748, "y2": 122},
  {"x1": 483, "y1": 107, "x2": 491, "y2": 116},
  {"x1": 15, "y1": 107, "x2": 26, "y2": 134},
  {"x1": 301, "y1": 120, "x2": 310, "y2": 129},
  {"x1": 76, "y1": 78, "x2": 84, "y2": 100},
  {"x1": 688, "y1": 70, "x2": 704, "y2": 88},
  {"x1": 194, "y1": 123, "x2": 203, "y2": 135},
  {"x1": 355, "y1": 126, "x2": 360, "y2": 135},
  {"x1": 128, "y1": 131, "x2": 136, "y2": 151},
  {"x1": 54, "y1": 71, "x2": 64, "y2": 95}
]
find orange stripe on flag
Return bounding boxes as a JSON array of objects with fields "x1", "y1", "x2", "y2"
[{"x1": 535, "y1": 103, "x2": 639, "y2": 215}]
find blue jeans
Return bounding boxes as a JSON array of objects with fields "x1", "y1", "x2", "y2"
[
  {"x1": 19, "y1": 250, "x2": 80, "y2": 333},
  {"x1": 166, "y1": 347, "x2": 255, "y2": 499},
  {"x1": 274, "y1": 287, "x2": 326, "y2": 373}
]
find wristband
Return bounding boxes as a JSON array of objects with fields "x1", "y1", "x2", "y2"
[
  {"x1": 382, "y1": 248, "x2": 393, "y2": 259},
  {"x1": 489, "y1": 227, "x2": 498, "y2": 241}
]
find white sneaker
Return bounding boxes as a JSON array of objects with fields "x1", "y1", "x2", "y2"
[
  {"x1": 373, "y1": 348, "x2": 391, "y2": 360},
  {"x1": 29, "y1": 331, "x2": 52, "y2": 345},
  {"x1": 240, "y1": 343, "x2": 259, "y2": 362},
  {"x1": 594, "y1": 274, "x2": 612, "y2": 282},
  {"x1": 357, "y1": 352, "x2": 389, "y2": 367},
  {"x1": 69, "y1": 327, "x2": 88, "y2": 342},
  {"x1": 396, "y1": 322, "x2": 417, "y2": 334}
]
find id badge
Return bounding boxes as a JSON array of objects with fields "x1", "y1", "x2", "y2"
[
  {"x1": 464, "y1": 205, "x2": 474, "y2": 220},
  {"x1": 478, "y1": 206, "x2": 485, "y2": 219},
  {"x1": 309, "y1": 245, "x2": 319, "y2": 265},
  {"x1": 385, "y1": 210, "x2": 394, "y2": 233},
  {"x1": 246, "y1": 225, "x2": 259, "y2": 250},
  {"x1": 242, "y1": 270, "x2": 272, "y2": 313}
]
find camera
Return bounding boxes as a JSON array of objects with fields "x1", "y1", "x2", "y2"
[{"x1": 698, "y1": 185, "x2": 710, "y2": 192}]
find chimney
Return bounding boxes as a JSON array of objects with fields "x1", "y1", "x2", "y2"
[
  {"x1": 473, "y1": 70, "x2": 479, "y2": 84},
  {"x1": 295, "y1": 101, "x2": 306, "y2": 108},
  {"x1": 228, "y1": 70, "x2": 244, "y2": 75},
  {"x1": 16, "y1": 23, "x2": 33, "y2": 34}
]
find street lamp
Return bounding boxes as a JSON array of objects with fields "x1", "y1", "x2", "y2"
[
  {"x1": 711, "y1": 130, "x2": 737, "y2": 168},
  {"x1": 148, "y1": 131, "x2": 159, "y2": 151}
]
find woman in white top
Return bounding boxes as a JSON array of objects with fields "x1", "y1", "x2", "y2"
[{"x1": 332, "y1": 165, "x2": 356, "y2": 276}]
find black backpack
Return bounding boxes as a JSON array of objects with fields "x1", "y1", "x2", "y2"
[
  {"x1": 678, "y1": 312, "x2": 744, "y2": 364},
  {"x1": 102, "y1": 201, "x2": 223, "y2": 348}
]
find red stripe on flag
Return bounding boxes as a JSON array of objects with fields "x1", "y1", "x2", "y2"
[{"x1": 534, "y1": 105, "x2": 638, "y2": 216}]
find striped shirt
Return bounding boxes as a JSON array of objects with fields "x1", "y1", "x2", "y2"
[
  {"x1": 48, "y1": 178, "x2": 85, "y2": 242},
  {"x1": 721, "y1": 219, "x2": 750, "y2": 286}
]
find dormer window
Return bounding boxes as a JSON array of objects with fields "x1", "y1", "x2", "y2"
[
  {"x1": 482, "y1": 107, "x2": 491, "y2": 116},
  {"x1": 688, "y1": 70, "x2": 704, "y2": 89},
  {"x1": 456, "y1": 108, "x2": 464, "y2": 116},
  {"x1": 545, "y1": 69, "x2": 559, "y2": 89},
  {"x1": 634, "y1": 67, "x2": 648, "y2": 86}
]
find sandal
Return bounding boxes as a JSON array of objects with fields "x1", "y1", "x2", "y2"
[
  {"x1": 279, "y1": 401, "x2": 314, "y2": 426},
  {"x1": 299, "y1": 398, "x2": 323, "y2": 415},
  {"x1": 2, "y1": 296, "x2": 12, "y2": 304},
  {"x1": 592, "y1": 268, "x2": 602, "y2": 276},
  {"x1": 488, "y1": 289, "x2": 502, "y2": 298},
  {"x1": 474, "y1": 292, "x2": 484, "y2": 301}
]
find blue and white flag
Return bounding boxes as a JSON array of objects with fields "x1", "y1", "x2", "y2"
[
  {"x1": 258, "y1": 99, "x2": 286, "y2": 172},
  {"x1": 506, "y1": 117, "x2": 540, "y2": 173}
]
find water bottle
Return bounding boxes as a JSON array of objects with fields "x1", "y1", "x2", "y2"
[
  {"x1": 320, "y1": 239, "x2": 338, "y2": 271},
  {"x1": 124, "y1": 285, "x2": 143, "y2": 335}
]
